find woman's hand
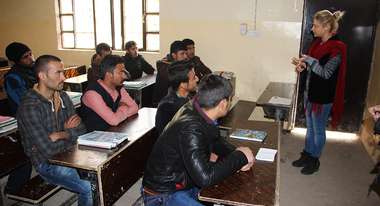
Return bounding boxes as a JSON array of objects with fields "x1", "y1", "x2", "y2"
[{"x1": 291, "y1": 57, "x2": 306, "y2": 72}]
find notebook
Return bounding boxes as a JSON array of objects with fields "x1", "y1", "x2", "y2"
[
  {"x1": 123, "y1": 80, "x2": 146, "y2": 88},
  {"x1": 268, "y1": 96, "x2": 291, "y2": 106},
  {"x1": 256, "y1": 148, "x2": 277, "y2": 162},
  {"x1": 77, "y1": 131, "x2": 128, "y2": 149},
  {"x1": 230, "y1": 129, "x2": 267, "y2": 142}
]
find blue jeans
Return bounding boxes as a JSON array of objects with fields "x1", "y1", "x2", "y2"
[
  {"x1": 304, "y1": 101, "x2": 332, "y2": 158},
  {"x1": 36, "y1": 163, "x2": 93, "y2": 206},
  {"x1": 142, "y1": 187, "x2": 204, "y2": 206}
]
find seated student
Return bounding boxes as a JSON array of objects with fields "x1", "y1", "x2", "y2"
[
  {"x1": 87, "y1": 43, "x2": 112, "y2": 83},
  {"x1": 4, "y1": 42, "x2": 37, "y2": 115},
  {"x1": 3, "y1": 42, "x2": 35, "y2": 194},
  {"x1": 155, "y1": 60, "x2": 199, "y2": 134},
  {"x1": 17, "y1": 55, "x2": 92, "y2": 206},
  {"x1": 182, "y1": 38, "x2": 212, "y2": 79},
  {"x1": 153, "y1": 40, "x2": 188, "y2": 106},
  {"x1": 143, "y1": 74, "x2": 255, "y2": 206},
  {"x1": 81, "y1": 55, "x2": 138, "y2": 132},
  {"x1": 123, "y1": 41, "x2": 155, "y2": 80}
]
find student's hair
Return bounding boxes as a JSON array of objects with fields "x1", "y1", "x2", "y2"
[
  {"x1": 168, "y1": 60, "x2": 194, "y2": 90},
  {"x1": 99, "y1": 55, "x2": 124, "y2": 79},
  {"x1": 96, "y1": 43, "x2": 111, "y2": 55},
  {"x1": 314, "y1": 10, "x2": 345, "y2": 33},
  {"x1": 170, "y1": 41, "x2": 186, "y2": 54},
  {"x1": 125, "y1": 41, "x2": 136, "y2": 50},
  {"x1": 182, "y1": 38, "x2": 195, "y2": 47},
  {"x1": 197, "y1": 74, "x2": 232, "y2": 109},
  {"x1": 34, "y1": 55, "x2": 62, "y2": 77}
]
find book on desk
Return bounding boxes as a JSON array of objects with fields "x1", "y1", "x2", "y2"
[
  {"x1": 230, "y1": 129, "x2": 267, "y2": 142},
  {"x1": 77, "y1": 131, "x2": 128, "y2": 149},
  {"x1": 0, "y1": 116, "x2": 17, "y2": 134}
]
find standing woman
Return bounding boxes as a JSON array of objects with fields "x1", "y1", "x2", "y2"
[{"x1": 291, "y1": 10, "x2": 347, "y2": 175}]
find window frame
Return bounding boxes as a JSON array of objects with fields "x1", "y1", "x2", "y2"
[{"x1": 57, "y1": 0, "x2": 160, "y2": 52}]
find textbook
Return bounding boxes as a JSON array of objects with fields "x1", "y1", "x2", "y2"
[
  {"x1": 77, "y1": 131, "x2": 128, "y2": 149},
  {"x1": 0, "y1": 116, "x2": 17, "y2": 134},
  {"x1": 123, "y1": 80, "x2": 146, "y2": 88},
  {"x1": 256, "y1": 148, "x2": 277, "y2": 162},
  {"x1": 229, "y1": 129, "x2": 267, "y2": 142}
]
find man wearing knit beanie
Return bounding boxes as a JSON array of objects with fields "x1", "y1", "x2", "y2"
[
  {"x1": 3, "y1": 42, "x2": 35, "y2": 194},
  {"x1": 4, "y1": 42, "x2": 36, "y2": 114}
]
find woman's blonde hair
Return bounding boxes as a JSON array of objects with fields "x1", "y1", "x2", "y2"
[{"x1": 314, "y1": 10, "x2": 345, "y2": 33}]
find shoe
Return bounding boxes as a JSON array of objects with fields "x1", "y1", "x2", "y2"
[
  {"x1": 292, "y1": 150, "x2": 311, "y2": 167},
  {"x1": 301, "y1": 157, "x2": 320, "y2": 175}
]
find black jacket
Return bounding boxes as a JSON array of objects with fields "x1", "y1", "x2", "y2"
[
  {"x1": 123, "y1": 54, "x2": 155, "y2": 80},
  {"x1": 153, "y1": 56, "x2": 172, "y2": 106},
  {"x1": 143, "y1": 100, "x2": 247, "y2": 193},
  {"x1": 155, "y1": 89, "x2": 189, "y2": 134},
  {"x1": 189, "y1": 56, "x2": 212, "y2": 80}
]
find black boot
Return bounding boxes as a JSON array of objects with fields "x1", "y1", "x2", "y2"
[
  {"x1": 301, "y1": 157, "x2": 320, "y2": 175},
  {"x1": 292, "y1": 150, "x2": 311, "y2": 167}
]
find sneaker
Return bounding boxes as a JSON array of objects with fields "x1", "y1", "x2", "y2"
[
  {"x1": 301, "y1": 157, "x2": 320, "y2": 175},
  {"x1": 292, "y1": 150, "x2": 311, "y2": 167}
]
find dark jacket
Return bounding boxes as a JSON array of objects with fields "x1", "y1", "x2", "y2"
[
  {"x1": 155, "y1": 89, "x2": 189, "y2": 134},
  {"x1": 88, "y1": 54, "x2": 102, "y2": 83},
  {"x1": 153, "y1": 54, "x2": 173, "y2": 106},
  {"x1": 123, "y1": 54, "x2": 155, "y2": 80},
  {"x1": 4, "y1": 64, "x2": 36, "y2": 115},
  {"x1": 17, "y1": 89, "x2": 86, "y2": 167},
  {"x1": 80, "y1": 81, "x2": 122, "y2": 132},
  {"x1": 189, "y1": 56, "x2": 212, "y2": 80},
  {"x1": 143, "y1": 100, "x2": 247, "y2": 193}
]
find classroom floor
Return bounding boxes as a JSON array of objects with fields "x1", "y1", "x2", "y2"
[{"x1": 2, "y1": 112, "x2": 380, "y2": 205}]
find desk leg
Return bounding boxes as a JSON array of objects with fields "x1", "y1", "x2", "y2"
[
  {"x1": 78, "y1": 169, "x2": 100, "y2": 206},
  {"x1": 275, "y1": 119, "x2": 281, "y2": 206}
]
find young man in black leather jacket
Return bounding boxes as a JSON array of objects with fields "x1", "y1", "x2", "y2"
[{"x1": 143, "y1": 74, "x2": 255, "y2": 205}]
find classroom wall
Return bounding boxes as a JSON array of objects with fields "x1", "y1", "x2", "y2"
[{"x1": 0, "y1": 0, "x2": 303, "y2": 101}]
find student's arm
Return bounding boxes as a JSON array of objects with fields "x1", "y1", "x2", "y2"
[
  {"x1": 179, "y1": 123, "x2": 248, "y2": 187},
  {"x1": 140, "y1": 56, "x2": 155, "y2": 75},
  {"x1": 82, "y1": 90, "x2": 134, "y2": 126},
  {"x1": 4, "y1": 74, "x2": 27, "y2": 106},
  {"x1": 61, "y1": 92, "x2": 86, "y2": 141},
  {"x1": 17, "y1": 103, "x2": 69, "y2": 157},
  {"x1": 119, "y1": 88, "x2": 138, "y2": 117},
  {"x1": 212, "y1": 136, "x2": 236, "y2": 157},
  {"x1": 303, "y1": 54, "x2": 341, "y2": 79}
]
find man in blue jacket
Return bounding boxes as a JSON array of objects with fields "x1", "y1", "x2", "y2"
[{"x1": 4, "y1": 42, "x2": 36, "y2": 115}]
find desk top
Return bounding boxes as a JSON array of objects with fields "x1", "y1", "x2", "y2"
[
  {"x1": 49, "y1": 107, "x2": 156, "y2": 171},
  {"x1": 123, "y1": 73, "x2": 156, "y2": 90},
  {"x1": 64, "y1": 74, "x2": 88, "y2": 84},
  {"x1": 199, "y1": 120, "x2": 279, "y2": 206},
  {"x1": 257, "y1": 82, "x2": 295, "y2": 109},
  {"x1": 219, "y1": 100, "x2": 256, "y2": 130}
]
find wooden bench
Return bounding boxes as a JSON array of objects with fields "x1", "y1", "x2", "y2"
[{"x1": 6, "y1": 175, "x2": 61, "y2": 205}]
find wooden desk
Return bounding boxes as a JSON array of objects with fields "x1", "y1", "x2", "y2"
[
  {"x1": 219, "y1": 100, "x2": 256, "y2": 130},
  {"x1": 200, "y1": 101, "x2": 280, "y2": 206},
  {"x1": 123, "y1": 73, "x2": 156, "y2": 108},
  {"x1": 64, "y1": 74, "x2": 88, "y2": 92},
  {"x1": 257, "y1": 82, "x2": 295, "y2": 122},
  {"x1": 50, "y1": 107, "x2": 157, "y2": 206}
]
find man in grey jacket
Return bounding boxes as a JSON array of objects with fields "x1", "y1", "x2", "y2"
[{"x1": 17, "y1": 55, "x2": 93, "y2": 206}]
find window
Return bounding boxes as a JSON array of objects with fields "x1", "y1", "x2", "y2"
[{"x1": 57, "y1": 0, "x2": 160, "y2": 51}]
